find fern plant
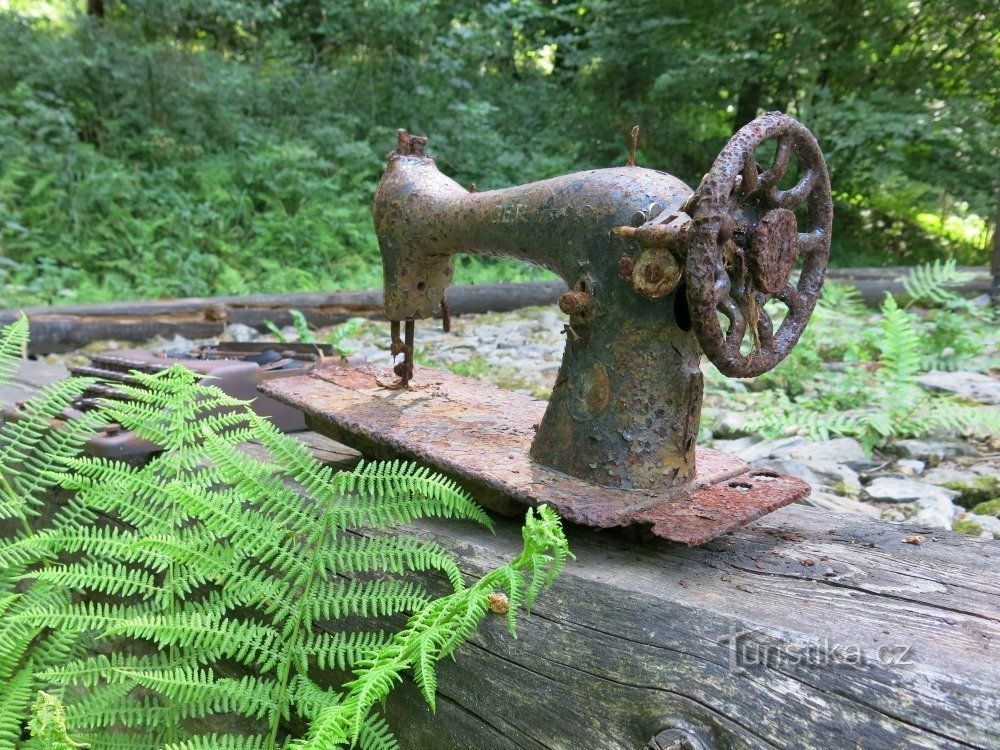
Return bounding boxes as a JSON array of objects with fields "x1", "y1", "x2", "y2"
[
  {"x1": 741, "y1": 267, "x2": 999, "y2": 452},
  {"x1": 0, "y1": 320, "x2": 571, "y2": 749},
  {"x1": 901, "y1": 258, "x2": 976, "y2": 308},
  {"x1": 0, "y1": 315, "x2": 112, "y2": 750}
]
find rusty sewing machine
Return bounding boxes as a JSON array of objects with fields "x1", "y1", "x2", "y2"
[{"x1": 262, "y1": 112, "x2": 833, "y2": 545}]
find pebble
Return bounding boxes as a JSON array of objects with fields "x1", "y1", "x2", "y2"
[
  {"x1": 895, "y1": 459, "x2": 926, "y2": 476},
  {"x1": 887, "y1": 438, "x2": 977, "y2": 463}
]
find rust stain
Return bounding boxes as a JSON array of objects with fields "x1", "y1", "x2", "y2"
[{"x1": 262, "y1": 365, "x2": 806, "y2": 546}]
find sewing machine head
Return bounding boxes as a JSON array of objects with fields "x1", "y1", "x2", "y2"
[{"x1": 373, "y1": 113, "x2": 832, "y2": 492}]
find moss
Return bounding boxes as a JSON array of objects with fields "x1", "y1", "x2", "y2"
[
  {"x1": 942, "y1": 476, "x2": 1000, "y2": 509},
  {"x1": 970, "y1": 498, "x2": 1000, "y2": 516},
  {"x1": 952, "y1": 519, "x2": 984, "y2": 536}
]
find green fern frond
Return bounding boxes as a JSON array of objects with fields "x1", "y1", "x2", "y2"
[
  {"x1": 27, "y1": 562, "x2": 159, "y2": 599},
  {"x1": 316, "y1": 535, "x2": 465, "y2": 591},
  {"x1": 26, "y1": 691, "x2": 90, "y2": 750},
  {"x1": 0, "y1": 377, "x2": 100, "y2": 520},
  {"x1": 878, "y1": 294, "x2": 922, "y2": 385},
  {"x1": 0, "y1": 315, "x2": 29, "y2": 386},
  {"x1": 902, "y1": 259, "x2": 975, "y2": 307},
  {"x1": 102, "y1": 613, "x2": 285, "y2": 672},
  {"x1": 293, "y1": 630, "x2": 391, "y2": 673},
  {"x1": 287, "y1": 675, "x2": 340, "y2": 721},
  {"x1": 294, "y1": 505, "x2": 570, "y2": 747},
  {"x1": 0, "y1": 664, "x2": 34, "y2": 747},
  {"x1": 40, "y1": 653, "x2": 192, "y2": 691},
  {"x1": 163, "y1": 735, "x2": 268, "y2": 750},
  {"x1": 356, "y1": 714, "x2": 398, "y2": 750},
  {"x1": 304, "y1": 579, "x2": 430, "y2": 624},
  {"x1": 112, "y1": 666, "x2": 277, "y2": 721}
]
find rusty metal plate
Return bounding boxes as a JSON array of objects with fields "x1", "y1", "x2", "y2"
[{"x1": 260, "y1": 364, "x2": 809, "y2": 545}]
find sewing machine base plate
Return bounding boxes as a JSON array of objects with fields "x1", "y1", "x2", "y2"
[{"x1": 260, "y1": 365, "x2": 809, "y2": 546}]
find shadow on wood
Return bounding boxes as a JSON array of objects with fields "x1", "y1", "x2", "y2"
[{"x1": 379, "y1": 505, "x2": 997, "y2": 749}]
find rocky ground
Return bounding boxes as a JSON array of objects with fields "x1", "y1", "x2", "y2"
[{"x1": 41, "y1": 304, "x2": 1000, "y2": 540}]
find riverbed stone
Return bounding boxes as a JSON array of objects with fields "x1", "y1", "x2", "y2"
[
  {"x1": 917, "y1": 370, "x2": 1000, "y2": 405},
  {"x1": 798, "y1": 490, "x2": 880, "y2": 517},
  {"x1": 895, "y1": 459, "x2": 926, "y2": 476},
  {"x1": 886, "y1": 438, "x2": 976, "y2": 463},
  {"x1": 863, "y1": 476, "x2": 959, "y2": 503}
]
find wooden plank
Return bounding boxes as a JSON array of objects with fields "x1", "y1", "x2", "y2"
[{"x1": 369, "y1": 506, "x2": 998, "y2": 749}]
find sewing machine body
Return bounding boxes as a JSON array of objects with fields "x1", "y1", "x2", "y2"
[
  {"x1": 266, "y1": 114, "x2": 833, "y2": 544},
  {"x1": 376, "y1": 154, "x2": 704, "y2": 489}
]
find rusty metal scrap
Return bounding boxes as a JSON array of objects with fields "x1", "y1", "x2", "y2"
[
  {"x1": 260, "y1": 365, "x2": 809, "y2": 545},
  {"x1": 266, "y1": 111, "x2": 833, "y2": 544}
]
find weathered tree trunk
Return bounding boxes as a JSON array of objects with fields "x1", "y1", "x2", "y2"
[
  {"x1": 0, "y1": 281, "x2": 568, "y2": 355},
  {"x1": 377, "y1": 507, "x2": 998, "y2": 749},
  {"x1": 991, "y1": 188, "x2": 999, "y2": 302},
  {"x1": 2, "y1": 268, "x2": 990, "y2": 355}
]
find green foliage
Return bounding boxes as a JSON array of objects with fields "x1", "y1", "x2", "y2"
[
  {"x1": 0, "y1": 320, "x2": 570, "y2": 748},
  {"x1": 952, "y1": 519, "x2": 983, "y2": 537},
  {"x1": 733, "y1": 264, "x2": 998, "y2": 452},
  {"x1": 971, "y1": 499, "x2": 1000, "y2": 517},
  {"x1": 0, "y1": 1, "x2": 994, "y2": 306},
  {"x1": 328, "y1": 319, "x2": 366, "y2": 359},
  {"x1": 902, "y1": 259, "x2": 977, "y2": 308},
  {"x1": 289, "y1": 311, "x2": 315, "y2": 344}
]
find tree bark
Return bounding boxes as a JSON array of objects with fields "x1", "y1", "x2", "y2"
[{"x1": 371, "y1": 507, "x2": 999, "y2": 749}]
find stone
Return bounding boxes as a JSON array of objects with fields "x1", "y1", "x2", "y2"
[
  {"x1": 970, "y1": 461, "x2": 1000, "y2": 480},
  {"x1": 753, "y1": 457, "x2": 861, "y2": 496},
  {"x1": 711, "y1": 436, "x2": 760, "y2": 456},
  {"x1": 223, "y1": 323, "x2": 258, "y2": 343},
  {"x1": 797, "y1": 490, "x2": 880, "y2": 517},
  {"x1": 712, "y1": 410, "x2": 750, "y2": 437},
  {"x1": 961, "y1": 512, "x2": 1000, "y2": 538},
  {"x1": 727, "y1": 436, "x2": 804, "y2": 463},
  {"x1": 913, "y1": 496, "x2": 958, "y2": 530},
  {"x1": 922, "y1": 466, "x2": 978, "y2": 486},
  {"x1": 863, "y1": 477, "x2": 959, "y2": 504},
  {"x1": 917, "y1": 370, "x2": 1000, "y2": 405},
  {"x1": 895, "y1": 459, "x2": 925, "y2": 476},
  {"x1": 886, "y1": 439, "x2": 976, "y2": 463},
  {"x1": 771, "y1": 437, "x2": 867, "y2": 464},
  {"x1": 160, "y1": 334, "x2": 197, "y2": 356}
]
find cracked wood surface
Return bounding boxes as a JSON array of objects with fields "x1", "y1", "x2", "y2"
[{"x1": 373, "y1": 506, "x2": 998, "y2": 750}]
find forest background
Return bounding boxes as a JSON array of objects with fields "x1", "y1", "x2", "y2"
[{"x1": 0, "y1": 0, "x2": 996, "y2": 305}]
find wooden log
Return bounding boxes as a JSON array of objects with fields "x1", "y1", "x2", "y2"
[
  {"x1": 3, "y1": 266, "x2": 992, "y2": 355},
  {"x1": 0, "y1": 281, "x2": 569, "y2": 355},
  {"x1": 375, "y1": 506, "x2": 998, "y2": 749},
  {"x1": 825, "y1": 266, "x2": 992, "y2": 307}
]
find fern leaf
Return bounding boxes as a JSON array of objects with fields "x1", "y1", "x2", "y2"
[
  {"x1": 0, "y1": 314, "x2": 28, "y2": 386},
  {"x1": 0, "y1": 664, "x2": 34, "y2": 747},
  {"x1": 878, "y1": 294, "x2": 921, "y2": 385},
  {"x1": 902, "y1": 259, "x2": 974, "y2": 307},
  {"x1": 163, "y1": 735, "x2": 268, "y2": 750}
]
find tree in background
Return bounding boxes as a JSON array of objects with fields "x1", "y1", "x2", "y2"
[{"x1": 0, "y1": 0, "x2": 995, "y2": 304}]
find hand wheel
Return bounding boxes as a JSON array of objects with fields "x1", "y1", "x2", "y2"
[{"x1": 683, "y1": 112, "x2": 832, "y2": 378}]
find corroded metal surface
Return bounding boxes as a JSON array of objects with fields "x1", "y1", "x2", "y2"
[
  {"x1": 372, "y1": 112, "x2": 832, "y2": 495},
  {"x1": 260, "y1": 365, "x2": 809, "y2": 545},
  {"x1": 375, "y1": 130, "x2": 701, "y2": 491},
  {"x1": 683, "y1": 111, "x2": 833, "y2": 378}
]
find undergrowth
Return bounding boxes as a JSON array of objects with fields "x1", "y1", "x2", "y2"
[
  {"x1": 0, "y1": 316, "x2": 570, "y2": 749},
  {"x1": 711, "y1": 260, "x2": 999, "y2": 451}
]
